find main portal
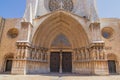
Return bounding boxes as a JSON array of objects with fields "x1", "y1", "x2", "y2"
[{"x1": 50, "y1": 52, "x2": 72, "y2": 73}]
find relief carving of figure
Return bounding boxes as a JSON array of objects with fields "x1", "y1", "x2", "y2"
[
  {"x1": 100, "y1": 48, "x2": 106, "y2": 59},
  {"x1": 91, "y1": 47, "x2": 97, "y2": 60}
]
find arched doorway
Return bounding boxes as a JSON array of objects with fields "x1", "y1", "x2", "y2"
[
  {"x1": 4, "y1": 54, "x2": 13, "y2": 73},
  {"x1": 107, "y1": 53, "x2": 117, "y2": 74},
  {"x1": 32, "y1": 11, "x2": 90, "y2": 73},
  {"x1": 50, "y1": 34, "x2": 72, "y2": 73},
  {"x1": 108, "y1": 60, "x2": 116, "y2": 73},
  {"x1": 5, "y1": 60, "x2": 13, "y2": 72}
]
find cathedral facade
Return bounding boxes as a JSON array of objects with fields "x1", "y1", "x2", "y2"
[{"x1": 0, "y1": 0, "x2": 120, "y2": 75}]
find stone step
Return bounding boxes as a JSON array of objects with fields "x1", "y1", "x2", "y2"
[{"x1": 0, "y1": 74, "x2": 120, "y2": 80}]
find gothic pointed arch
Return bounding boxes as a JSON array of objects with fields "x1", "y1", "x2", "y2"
[{"x1": 32, "y1": 11, "x2": 90, "y2": 48}]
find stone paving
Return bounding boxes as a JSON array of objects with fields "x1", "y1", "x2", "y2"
[{"x1": 0, "y1": 74, "x2": 120, "y2": 80}]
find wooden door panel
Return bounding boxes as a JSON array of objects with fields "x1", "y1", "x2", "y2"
[
  {"x1": 50, "y1": 52, "x2": 60, "y2": 72},
  {"x1": 62, "y1": 52, "x2": 72, "y2": 73},
  {"x1": 108, "y1": 60, "x2": 116, "y2": 73},
  {"x1": 5, "y1": 60, "x2": 12, "y2": 72}
]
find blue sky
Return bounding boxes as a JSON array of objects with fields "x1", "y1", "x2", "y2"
[{"x1": 0, "y1": 0, "x2": 120, "y2": 18}]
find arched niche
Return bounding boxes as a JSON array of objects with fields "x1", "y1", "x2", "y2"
[
  {"x1": 3, "y1": 53, "x2": 14, "y2": 73},
  {"x1": 107, "y1": 53, "x2": 118, "y2": 74}
]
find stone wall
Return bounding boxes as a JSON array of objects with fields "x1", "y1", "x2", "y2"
[
  {"x1": 100, "y1": 18, "x2": 120, "y2": 74},
  {"x1": 0, "y1": 18, "x2": 20, "y2": 73}
]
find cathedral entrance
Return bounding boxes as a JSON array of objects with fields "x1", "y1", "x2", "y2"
[
  {"x1": 32, "y1": 11, "x2": 90, "y2": 74},
  {"x1": 50, "y1": 52, "x2": 72, "y2": 73},
  {"x1": 108, "y1": 60, "x2": 116, "y2": 74}
]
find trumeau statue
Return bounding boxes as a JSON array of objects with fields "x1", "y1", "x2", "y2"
[{"x1": 23, "y1": 0, "x2": 99, "y2": 23}]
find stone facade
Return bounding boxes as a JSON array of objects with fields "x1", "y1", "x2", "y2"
[{"x1": 0, "y1": 0, "x2": 120, "y2": 75}]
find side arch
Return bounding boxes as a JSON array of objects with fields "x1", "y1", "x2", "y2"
[
  {"x1": 2, "y1": 53, "x2": 14, "y2": 73},
  {"x1": 107, "y1": 53, "x2": 118, "y2": 74}
]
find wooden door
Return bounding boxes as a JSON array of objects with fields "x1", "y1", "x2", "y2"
[
  {"x1": 5, "y1": 60, "x2": 12, "y2": 72},
  {"x1": 50, "y1": 52, "x2": 60, "y2": 72},
  {"x1": 62, "y1": 52, "x2": 72, "y2": 73},
  {"x1": 108, "y1": 60, "x2": 116, "y2": 73}
]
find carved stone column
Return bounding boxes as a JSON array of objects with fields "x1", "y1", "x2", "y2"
[
  {"x1": 59, "y1": 50, "x2": 62, "y2": 73},
  {"x1": 31, "y1": 47, "x2": 35, "y2": 59}
]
